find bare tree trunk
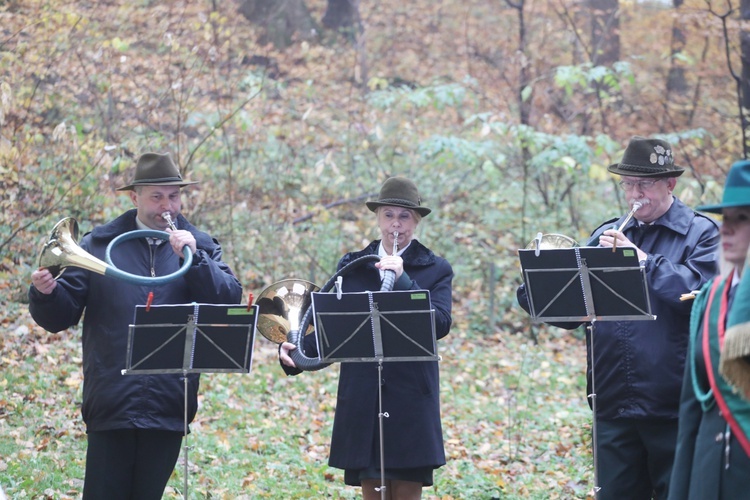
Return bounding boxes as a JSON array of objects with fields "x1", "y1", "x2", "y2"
[
  {"x1": 322, "y1": 0, "x2": 357, "y2": 30},
  {"x1": 505, "y1": 0, "x2": 536, "y2": 249},
  {"x1": 667, "y1": 0, "x2": 688, "y2": 95},
  {"x1": 351, "y1": 0, "x2": 368, "y2": 88},
  {"x1": 742, "y1": 0, "x2": 750, "y2": 109},
  {"x1": 740, "y1": 0, "x2": 750, "y2": 157},
  {"x1": 238, "y1": 0, "x2": 317, "y2": 49},
  {"x1": 506, "y1": 0, "x2": 531, "y2": 126},
  {"x1": 588, "y1": 0, "x2": 620, "y2": 66}
]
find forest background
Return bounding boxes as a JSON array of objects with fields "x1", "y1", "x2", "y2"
[{"x1": 0, "y1": 0, "x2": 745, "y2": 498}]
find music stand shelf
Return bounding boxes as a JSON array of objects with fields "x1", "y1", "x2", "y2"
[{"x1": 122, "y1": 302, "x2": 258, "y2": 500}]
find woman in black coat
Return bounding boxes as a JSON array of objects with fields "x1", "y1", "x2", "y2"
[{"x1": 280, "y1": 176, "x2": 453, "y2": 500}]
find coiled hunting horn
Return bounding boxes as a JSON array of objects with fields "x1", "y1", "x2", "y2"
[{"x1": 38, "y1": 213, "x2": 193, "y2": 286}]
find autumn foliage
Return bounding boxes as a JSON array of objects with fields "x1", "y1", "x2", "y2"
[{"x1": 0, "y1": 0, "x2": 745, "y2": 497}]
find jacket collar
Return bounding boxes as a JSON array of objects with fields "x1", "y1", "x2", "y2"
[
  {"x1": 620, "y1": 197, "x2": 695, "y2": 236},
  {"x1": 340, "y1": 239, "x2": 436, "y2": 268},
  {"x1": 89, "y1": 209, "x2": 191, "y2": 241},
  {"x1": 649, "y1": 197, "x2": 697, "y2": 236}
]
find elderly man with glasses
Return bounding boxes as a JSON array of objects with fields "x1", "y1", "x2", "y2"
[{"x1": 518, "y1": 136, "x2": 720, "y2": 500}]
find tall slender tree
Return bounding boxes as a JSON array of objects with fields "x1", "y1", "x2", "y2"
[
  {"x1": 238, "y1": 0, "x2": 317, "y2": 49},
  {"x1": 667, "y1": 0, "x2": 689, "y2": 95},
  {"x1": 741, "y1": 0, "x2": 750, "y2": 142},
  {"x1": 588, "y1": 0, "x2": 620, "y2": 65}
]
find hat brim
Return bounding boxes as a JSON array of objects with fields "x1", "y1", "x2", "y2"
[
  {"x1": 366, "y1": 201, "x2": 432, "y2": 216},
  {"x1": 116, "y1": 180, "x2": 199, "y2": 191},
  {"x1": 607, "y1": 163, "x2": 685, "y2": 178},
  {"x1": 696, "y1": 200, "x2": 750, "y2": 213}
]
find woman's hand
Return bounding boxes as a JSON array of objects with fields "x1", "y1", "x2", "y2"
[{"x1": 375, "y1": 255, "x2": 404, "y2": 279}]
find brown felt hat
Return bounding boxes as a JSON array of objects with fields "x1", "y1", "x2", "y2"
[
  {"x1": 365, "y1": 176, "x2": 432, "y2": 216},
  {"x1": 117, "y1": 152, "x2": 198, "y2": 191},
  {"x1": 607, "y1": 136, "x2": 685, "y2": 178}
]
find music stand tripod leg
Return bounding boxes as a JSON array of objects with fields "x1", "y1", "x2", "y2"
[
  {"x1": 588, "y1": 320, "x2": 600, "y2": 499},
  {"x1": 578, "y1": 259, "x2": 601, "y2": 498},
  {"x1": 183, "y1": 371, "x2": 189, "y2": 500},
  {"x1": 376, "y1": 360, "x2": 387, "y2": 500}
]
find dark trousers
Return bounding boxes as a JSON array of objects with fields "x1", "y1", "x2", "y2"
[
  {"x1": 595, "y1": 418, "x2": 678, "y2": 500},
  {"x1": 82, "y1": 429, "x2": 183, "y2": 500}
]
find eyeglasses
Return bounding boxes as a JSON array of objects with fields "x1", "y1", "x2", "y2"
[{"x1": 618, "y1": 179, "x2": 664, "y2": 191}]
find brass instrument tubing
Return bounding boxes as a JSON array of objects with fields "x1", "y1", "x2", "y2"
[
  {"x1": 380, "y1": 231, "x2": 399, "y2": 292},
  {"x1": 162, "y1": 212, "x2": 178, "y2": 231},
  {"x1": 612, "y1": 202, "x2": 642, "y2": 252}
]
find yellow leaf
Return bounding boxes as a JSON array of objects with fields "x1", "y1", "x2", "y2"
[{"x1": 111, "y1": 37, "x2": 129, "y2": 52}]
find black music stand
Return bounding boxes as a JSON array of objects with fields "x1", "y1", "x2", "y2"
[
  {"x1": 122, "y1": 302, "x2": 258, "y2": 500},
  {"x1": 311, "y1": 289, "x2": 438, "y2": 499},
  {"x1": 518, "y1": 246, "x2": 654, "y2": 499}
]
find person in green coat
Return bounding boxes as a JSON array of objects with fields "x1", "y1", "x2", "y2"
[{"x1": 668, "y1": 159, "x2": 750, "y2": 500}]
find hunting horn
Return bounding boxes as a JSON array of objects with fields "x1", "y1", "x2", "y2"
[
  {"x1": 257, "y1": 243, "x2": 401, "y2": 371},
  {"x1": 525, "y1": 233, "x2": 579, "y2": 257},
  {"x1": 612, "y1": 202, "x2": 642, "y2": 252},
  {"x1": 38, "y1": 214, "x2": 192, "y2": 286}
]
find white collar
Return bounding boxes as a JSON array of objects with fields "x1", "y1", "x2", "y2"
[
  {"x1": 377, "y1": 240, "x2": 410, "y2": 258},
  {"x1": 135, "y1": 217, "x2": 165, "y2": 245}
]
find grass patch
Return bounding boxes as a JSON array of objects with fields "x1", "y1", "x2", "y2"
[{"x1": 1, "y1": 306, "x2": 594, "y2": 499}]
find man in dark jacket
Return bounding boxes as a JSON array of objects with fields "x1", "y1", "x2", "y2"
[
  {"x1": 29, "y1": 153, "x2": 243, "y2": 500},
  {"x1": 517, "y1": 137, "x2": 720, "y2": 500}
]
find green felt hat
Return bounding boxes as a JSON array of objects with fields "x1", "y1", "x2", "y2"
[
  {"x1": 697, "y1": 159, "x2": 750, "y2": 213},
  {"x1": 117, "y1": 152, "x2": 198, "y2": 191},
  {"x1": 607, "y1": 136, "x2": 684, "y2": 178},
  {"x1": 366, "y1": 176, "x2": 431, "y2": 216}
]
